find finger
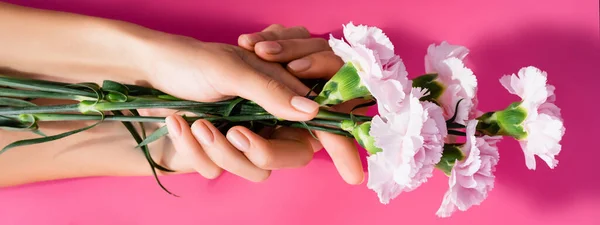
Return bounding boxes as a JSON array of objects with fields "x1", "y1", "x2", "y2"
[
  {"x1": 286, "y1": 51, "x2": 344, "y2": 79},
  {"x1": 164, "y1": 115, "x2": 222, "y2": 179},
  {"x1": 315, "y1": 130, "x2": 364, "y2": 185},
  {"x1": 238, "y1": 51, "x2": 311, "y2": 96},
  {"x1": 238, "y1": 26, "x2": 310, "y2": 50},
  {"x1": 228, "y1": 69, "x2": 319, "y2": 121},
  {"x1": 254, "y1": 38, "x2": 330, "y2": 62},
  {"x1": 225, "y1": 126, "x2": 316, "y2": 169},
  {"x1": 190, "y1": 119, "x2": 271, "y2": 182}
]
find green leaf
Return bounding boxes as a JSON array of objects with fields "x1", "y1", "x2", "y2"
[
  {"x1": 68, "y1": 82, "x2": 104, "y2": 103},
  {"x1": 224, "y1": 97, "x2": 245, "y2": 117},
  {"x1": 136, "y1": 125, "x2": 169, "y2": 148},
  {"x1": 0, "y1": 97, "x2": 37, "y2": 107},
  {"x1": 102, "y1": 80, "x2": 130, "y2": 102},
  {"x1": 0, "y1": 75, "x2": 97, "y2": 98},
  {"x1": 0, "y1": 87, "x2": 91, "y2": 101},
  {"x1": 436, "y1": 144, "x2": 465, "y2": 176},
  {"x1": 0, "y1": 113, "x2": 104, "y2": 155}
]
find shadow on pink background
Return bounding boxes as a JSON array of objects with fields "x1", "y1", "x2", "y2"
[{"x1": 0, "y1": 0, "x2": 598, "y2": 224}]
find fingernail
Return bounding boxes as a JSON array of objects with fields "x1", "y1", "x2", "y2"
[
  {"x1": 227, "y1": 129, "x2": 250, "y2": 152},
  {"x1": 243, "y1": 34, "x2": 263, "y2": 46},
  {"x1": 192, "y1": 121, "x2": 214, "y2": 144},
  {"x1": 291, "y1": 96, "x2": 319, "y2": 114},
  {"x1": 287, "y1": 58, "x2": 311, "y2": 72},
  {"x1": 261, "y1": 41, "x2": 282, "y2": 54},
  {"x1": 165, "y1": 116, "x2": 181, "y2": 137}
]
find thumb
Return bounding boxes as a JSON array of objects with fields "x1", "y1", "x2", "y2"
[{"x1": 227, "y1": 69, "x2": 319, "y2": 121}]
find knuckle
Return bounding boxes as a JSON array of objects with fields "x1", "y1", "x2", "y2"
[
  {"x1": 291, "y1": 26, "x2": 311, "y2": 38},
  {"x1": 264, "y1": 77, "x2": 286, "y2": 93},
  {"x1": 255, "y1": 148, "x2": 274, "y2": 169},
  {"x1": 266, "y1": 24, "x2": 285, "y2": 31}
]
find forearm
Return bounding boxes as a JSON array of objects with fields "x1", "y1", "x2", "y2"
[
  {"x1": 0, "y1": 3, "x2": 187, "y2": 187},
  {"x1": 0, "y1": 2, "x2": 156, "y2": 84},
  {"x1": 0, "y1": 120, "x2": 185, "y2": 187}
]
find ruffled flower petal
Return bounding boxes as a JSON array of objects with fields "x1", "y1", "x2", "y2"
[
  {"x1": 436, "y1": 120, "x2": 501, "y2": 217},
  {"x1": 367, "y1": 89, "x2": 447, "y2": 203},
  {"x1": 500, "y1": 66, "x2": 565, "y2": 170}
]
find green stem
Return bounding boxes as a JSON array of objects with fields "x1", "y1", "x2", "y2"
[
  {"x1": 0, "y1": 75, "x2": 97, "y2": 98},
  {"x1": 0, "y1": 87, "x2": 94, "y2": 101},
  {"x1": 19, "y1": 113, "x2": 276, "y2": 123},
  {"x1": 316, "y1": 110, "x2": 372, "y2": 122}
]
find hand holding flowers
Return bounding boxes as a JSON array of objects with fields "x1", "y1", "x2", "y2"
[{"x1": 0, "y1": 14, "x2": 565, "y2": 218}]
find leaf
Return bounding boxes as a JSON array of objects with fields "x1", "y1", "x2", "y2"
[
  {"x1": 0, "y1": 75, "x2": 96, "y2": 98},
  {"x1": 0, "y1": 97, "x2": 37, "y2": 107},
  {"x1": 0, "y1": 114, "x2": 38, "y2": 131},
  {"x1": 299, "y1": 121, "x2": 319, "y2": 140},
  {"x1": 224, "y1": 98, "x2": 245, "y2": 116},
  {"x1": 68, "y1": 82, "x2": 103, "y2": 103},
  {"x1": 136, "y1": 125, "x2": 169, "y2": 148},
  {"x1": 0, "y1": 114, "x2": 104, "y2": 155},
  {"x1": 113, "y1": 110, "x2": 177, "y2": 197},
  {"x1": 102, "y1": 80, "x2": 130, "y2": 102},
  {"x1": 0, "y1": 87, "x2": 90, "y2": 101}
]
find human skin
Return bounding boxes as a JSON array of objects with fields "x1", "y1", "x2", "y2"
[{"x1": 0, "y1": 3, "x2": 364, "y2": 187}]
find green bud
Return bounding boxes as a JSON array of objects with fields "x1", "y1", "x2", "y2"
[
  {"x1": 436, "y1": 144, "x2": 465, "y2": 176},
  {"x1": 341, "y1": 120, "x2": 382, "y2": 154},
  {"x1": 411, "y1": 73, "x2": 445, "y2": 102},
  {"x1": 477, "y1": 102, "x2": 528, "y2": 139},
  {"x1": 314, "y1": 62, "x2": 371, "y2": 106}
]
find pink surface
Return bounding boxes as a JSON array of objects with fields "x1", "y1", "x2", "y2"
[{"x1": 1, "y1": 0, "x2": 598, "y2": 224}]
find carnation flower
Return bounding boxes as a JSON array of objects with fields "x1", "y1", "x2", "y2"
[
  {"x1": 366, "y1": 88, "x2": 447, "y2": 204},
  {"x1": 499, "y1": 66, "x2": 565, "y2": 169},
  {"x1": 436, "y1": 120, "x2": 501, "y2": 217},
  {"x1": 422, "y1": 41, "x2": 478, "y2": 124},
  {"x1": 315, "y1": 22, "x2": 409, "y2": 106}
]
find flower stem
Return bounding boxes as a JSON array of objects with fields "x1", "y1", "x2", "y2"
[
  {"x1": 22, "y1": 113, "x2": 277, "y2": 123},
  {"x1": 315, "y1": 110, "x2": 372, "y2": 122}
]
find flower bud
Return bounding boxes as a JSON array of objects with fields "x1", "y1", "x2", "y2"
[
  {"x1": 341, "y1": 120, "x2": 382, "y2": 154},
  {"x1": 314, "y1": 62, "x2": 372, "y2": 106}
]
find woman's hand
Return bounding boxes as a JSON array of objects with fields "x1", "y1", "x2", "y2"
[
  {"x1": 143, "y1": 26, "x2": 364, "y2": 183},
  {"x1": 237, "y1": 24, "x2": 366, "y2": 185}
]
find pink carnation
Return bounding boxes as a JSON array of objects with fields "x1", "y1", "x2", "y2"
[
  {"x1": 424, "y1": 41, "x2": 478, "y2": 124},
  {"x1": 367, "y1": 88, "x2": 447, "y2": 204},
  {"x1": 500, "y1": 66, "x2": 565, "y2": 169},
  {"x1": 436, "y1": 120, "x2": 501, "y2": 217}
]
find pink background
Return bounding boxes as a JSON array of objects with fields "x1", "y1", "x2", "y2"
[{"x1": 1, "y1": 0, "x2": 598, "y2": 224}]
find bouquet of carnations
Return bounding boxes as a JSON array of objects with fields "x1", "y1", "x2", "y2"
[{"x1": 0, "y1": 22, "x2": 565, "y2": 217}]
